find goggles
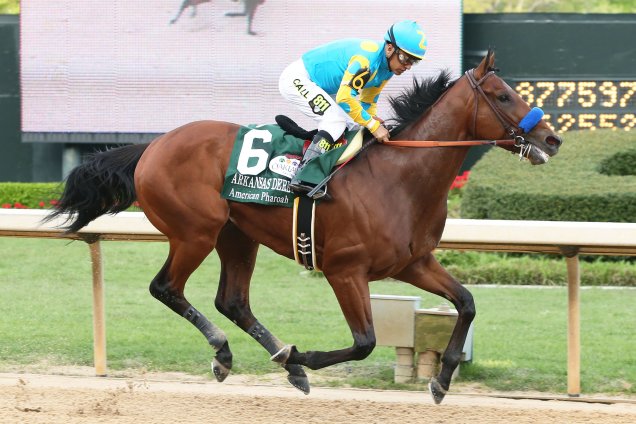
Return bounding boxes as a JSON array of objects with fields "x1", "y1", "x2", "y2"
[{"x1": 397, "y1": 50, "x2": 420, "y2": 66}]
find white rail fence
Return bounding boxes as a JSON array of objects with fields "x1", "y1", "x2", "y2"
[{"x1": 1, "y1": 209, "x2": 635, "y2": 396}]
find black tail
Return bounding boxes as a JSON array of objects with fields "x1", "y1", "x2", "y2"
[{"x1": 45, "y1": 144, "x2": 149, "y2": 233}]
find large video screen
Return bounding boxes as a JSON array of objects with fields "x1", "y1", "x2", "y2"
[{"x1": 21, "y1": 0, "x2": 462, "y2": 143}]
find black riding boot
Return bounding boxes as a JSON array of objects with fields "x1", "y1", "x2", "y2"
[{"x1": 289, "y1": 130, "x2": 334, "y2": 199}]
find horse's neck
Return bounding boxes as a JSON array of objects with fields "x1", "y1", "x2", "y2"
[
  {"x1": 391, "y1": 88, "x2": 474, "y2": 189},
  {"x1": 408, "y1": 83, "x2": 474, "y2": 142}
]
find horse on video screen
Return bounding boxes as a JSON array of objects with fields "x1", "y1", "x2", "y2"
[
  {"x1": 170, "y1": 0, "x2": 264, "y2": 35},
  {"x1": 47, "y1": 50, "x2": 562, "y2": 404},
  {"x1": 170, "y1": 0, "x2": 211, "y2": 24}
]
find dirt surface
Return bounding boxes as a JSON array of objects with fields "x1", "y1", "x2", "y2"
[{"x1": 1, "y1": 371, "x2": 635, "y2": 424}]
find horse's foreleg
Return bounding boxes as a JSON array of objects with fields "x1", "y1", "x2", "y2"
[
  {"x1": 149, "y1": 237, "x2": 232, "y2": 382},
  {"x1": 170, "y1": 0, "x2": 190, "y2": 24},
  {"x1": 275, "y1": 271, "x2": 376, "y2": 371},
  {"x1": 214, "y1": 222, "x2": 310, "y2": 394},
  {"x1": 393, "y1": 254, "x2": 476, "y2": 404},
  {"x1": 245, "y1": 0, "x2": 259, "y2": 35}
]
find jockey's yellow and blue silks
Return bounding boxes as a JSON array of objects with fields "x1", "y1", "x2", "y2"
[{"x1": 302, "y1": 39, "x2": 394, "y2": 132}]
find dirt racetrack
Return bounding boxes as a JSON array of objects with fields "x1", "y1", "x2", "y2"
[{"x1": 1, "y1": 372, "x2": 635, "y2": 424}]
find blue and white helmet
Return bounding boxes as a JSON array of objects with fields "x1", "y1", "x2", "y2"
[{"x1": 385, "y1": 20, "x2": 427, "y2": 60}]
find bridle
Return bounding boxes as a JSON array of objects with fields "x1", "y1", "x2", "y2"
[
  {"x1": 465, "y1": 68, "x2": 527, "y2": 145},
  {"x1": 383, "y1": 67, "x2": 535, "y2": 157}
]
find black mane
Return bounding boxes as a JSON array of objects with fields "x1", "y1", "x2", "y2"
[{"x1": 388, "y1": 71, "x2": 455, "y2": 134}]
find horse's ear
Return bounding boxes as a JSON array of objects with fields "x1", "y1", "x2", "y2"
[{"x1": 474, "y1": 48, "x2": 496, "y2": 79}]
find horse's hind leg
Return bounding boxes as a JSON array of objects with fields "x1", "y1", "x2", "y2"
[
  {"x1": 214, "y1": 221, "x2": 310, "y2": 394},
  {"x1": 272, "y1": 268, "x2": 377, "y2": 371},
  {"x1": 393, "y1": 254, "x2": 476, "y2": 404},
  {"x1": 149, "y1": 235, "x2": 233, "y2": 382}
]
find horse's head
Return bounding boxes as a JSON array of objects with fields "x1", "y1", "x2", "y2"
[{"x1": 467, "y1": 49, "x2": 562, "y2": 164}]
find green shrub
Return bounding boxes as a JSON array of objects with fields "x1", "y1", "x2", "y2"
[
  {"x1": 0, "y1": 182, "x2": 61, "y2": 209},
  {"x1": 461, "y1": 130, "x2": 636, "y2": 222},
  {"x1": 598, "y1": 148, "x2": 636, "y2": 176},
  {"x1": 0, "y1": 0, "x2": 19, "y2": 14}
]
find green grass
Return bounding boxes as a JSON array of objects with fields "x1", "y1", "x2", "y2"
[
  {"x1": 462, "y1": 286, "x2": 635, "y2": 393},
  {"x1": 0, "y1": 238, "x2": 634, "y2": 396}
]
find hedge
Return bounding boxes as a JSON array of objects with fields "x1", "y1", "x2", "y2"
[
  {"x1": 436, "y1": 251, "x2": 636, "y2": 287},
  {"x1": 461, "y1": 130, "x2": 636, "y2": 222},
  {"x1": 0, "y1": 182, "x2": 61, "y2": 209}
]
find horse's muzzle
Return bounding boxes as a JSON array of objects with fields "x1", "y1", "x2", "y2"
[{"x1": 545, "y1": 135, "x2": 563, "y2": 147}]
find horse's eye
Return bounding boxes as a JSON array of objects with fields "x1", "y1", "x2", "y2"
[{"x1": 497, "y1": 94, "x2": 511, "y2": 102}]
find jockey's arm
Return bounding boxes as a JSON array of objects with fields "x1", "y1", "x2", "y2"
[
  {"x1": 335, "y1": 56, "x2": 381, "y2": 133},
  {"x1": 359, "y1": 80, "x2": 387, "y2": 121}
]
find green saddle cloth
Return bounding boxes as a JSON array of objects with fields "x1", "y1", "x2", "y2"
[{"x1": 221, "y1": 124, "x2": 358, "y2": 208}]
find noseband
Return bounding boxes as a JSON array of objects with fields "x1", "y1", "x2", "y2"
[{"x1": 465, "y1": 68, "x2": 529, "y2": 151}]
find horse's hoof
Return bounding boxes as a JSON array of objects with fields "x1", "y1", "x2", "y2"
[
  {"x1": 212, "y1": 357, "x2": 231, "y2": 382},
  {"x1": 285, "y1": 364, "x2": 310, "y2": 395},
  {"x1": 270, "y1": 344, "x2": 296, "y2": 364},
  {"x1": 428, "y1": 377, "x2": 447, "y2": 405}
]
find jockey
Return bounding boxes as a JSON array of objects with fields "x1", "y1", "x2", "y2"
[{"x1": 279, "y1": 20, "x2": 427, "y2": 199}]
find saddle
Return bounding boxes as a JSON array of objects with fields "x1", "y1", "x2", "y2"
[
  {"x1": 221, "y1": 118, "x2": 369, "y2": 209},
  {"x1": 275, "y1": 115, "x2": 365, "y2": 166}
]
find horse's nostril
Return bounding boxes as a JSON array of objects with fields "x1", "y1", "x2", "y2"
[{"x1": 546, "y1": 135, "x2": 562, "y2": 147}]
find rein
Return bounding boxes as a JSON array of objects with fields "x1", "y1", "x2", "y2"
[
  {"x1": 308, "y1": 67, "x2": 543, "y2": 197},
  {"x1": 382, "y1": 139, "x2": 517, "y2": 147}
]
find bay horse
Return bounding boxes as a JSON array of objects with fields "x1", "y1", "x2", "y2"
[{"x1": 48, "y1": 50, "x2": 562, "y2": 404}]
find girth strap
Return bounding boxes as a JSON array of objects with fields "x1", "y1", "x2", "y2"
[{"x1": 292, "y1": 196, "x2": 319, "y2": 271}]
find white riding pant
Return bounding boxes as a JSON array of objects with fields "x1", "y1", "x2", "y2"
[{"x1": 279, "y1": 59, "x2": 359, "y2": 142}]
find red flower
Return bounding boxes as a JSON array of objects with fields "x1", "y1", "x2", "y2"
[
  {"x1": 13, "y1": 202, "x2": 27, "y2": 209},
  {"x1": 450, "y1": 171, "x2": 471, "y2": 191},
  {"x1": 39, "y1": 201, "x2": 46, "y2": 208},
  {"x1": 1, "y1": 203, "x2": 11, "y2": 209},
  {"x1": 49, "y1": 200, "x2": 59, "y2": 206}
]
